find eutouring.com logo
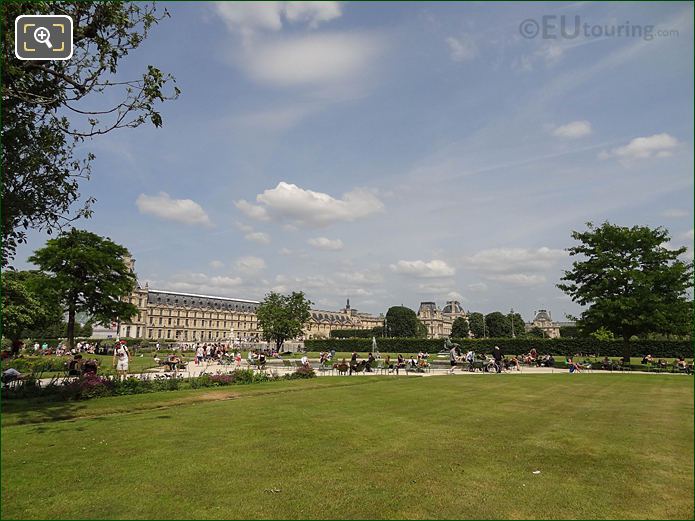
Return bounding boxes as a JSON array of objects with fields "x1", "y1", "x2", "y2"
[{"x1": 519, "y1": 15, "x2": 679, "y2": 41}]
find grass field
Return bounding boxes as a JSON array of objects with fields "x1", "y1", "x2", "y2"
[{"x1": 1, "y1": 374, "x2": 693, "y2": 519}]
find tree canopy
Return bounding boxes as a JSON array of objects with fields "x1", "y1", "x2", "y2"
[
  {"x1": 484, "y1": 312, "x2": 511, "y2": 337},
  {"x1": 557, "y1": 222, "x2": 693, "y2": 358},
  {"x1": 385, "y1": 306, "x2": 426, "y2": 337},
  {"x1": 468, "y1": 312, "x2": 485, "y2": 338},
  {"x1": 256, "y1": 291, "x2": 312, "y2": 350},
  {"x1": 1, "y1": 2, "x2": 179, "y2": 266},
  {"x1": 450, "y1": 316, "x2": 470, "y2": 338},
  {"x1": 28, "y1": 229, "x2": 138, "y2": 348}
]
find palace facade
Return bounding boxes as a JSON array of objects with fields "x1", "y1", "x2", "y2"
[
  {"x1": 118, "y1": 260, "x2": 382, "y2": 341},
  {"x1": 417, "y1": 300, "x2": 469, "y2": 339},
  {"x1": 524, "y1": 309, "x2": 575, "y2": 338}
]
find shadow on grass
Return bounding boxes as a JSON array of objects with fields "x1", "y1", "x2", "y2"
[{"x1": 2, "y1": 398, "x2": 88, "y2": 427}]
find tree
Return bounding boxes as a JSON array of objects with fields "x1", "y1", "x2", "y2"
[
  {"x1": 27, "y1": 229, "x2": 138, "y2": 348},
  {"x1": 256, "y1": 291, "x2": 312, "y2": 351},
  {"x1": 485, "y1": 312, "x2": 511, "y2": 337},
  {"x1": 528, "y1": 327, "x2": 545, "y2": 338},
  {"x1": 558, "y1": 222, "x2": 693, "y2": 360},
  {"x1": 1, "y1": 272, "x2": 47, "y2": 347},
  {"x1": 1, "y1": 2, "x2": 179, "y2": 266},
  {"x1": 590, "y1": 326, "x2": 614, "y2": 341},
  {"x1": 508, "y1": 312, "x2": 525, "y2": 338},
  {"x1": 385, "y1": 306, "x2": 426, "y2": 337},
  {"x1": 559, "y1": 326, "x2": 580, "y2": 338},
  {"x1": 450, "y1": 317, "x2": 470, "y2": 338},
  {"x1": 468, "y1": 312, "x2": 485, "y2": 338}
]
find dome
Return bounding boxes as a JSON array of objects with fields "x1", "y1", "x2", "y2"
[{"x1": 442, "y1": 301, "x2": 464, "y2": 314}]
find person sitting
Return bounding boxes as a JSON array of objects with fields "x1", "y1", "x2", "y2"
[
  {"x1": 506, "y1": 355, "x2": 520, "y2": 371},
  {"x1": 82, "y1": 358, "x2": 99, "y2": 375},
  {"x1": 601, "y1": 356, "x2": 612, "y2": 370},
  {"x1": 2, "y1": 367, "x2": 24, "y2": 385},
  {"x1": 642, "y1": 354, "x2": 654, "y2": 365},
  {"x1": 408, "y1": 356, "x2": 417, "y2": 368},
  {"x1": 567, "y1": 357, "x2": 582, "y2": 374},
  {"x1": 67, "y1": 354, "x2": 84, "y2": 376},
  {"x1": 300, "y1": 355, "x2": 310, "y2": 369},
  {"x1": 366, "y1": 353, "x2": 376, "y2": 372},
  {"x1": 165, "y1": 354, "x2": 181, "y2": 372},
  {"x1": 334, "y1": 358, "x2": 349, "y2": 375},
  {"x1": 396, "y1": 354, "x2": 406, "y2": 374},
  {"x1": 384, "y1": 355, "x2": 394, "y2": 373}
]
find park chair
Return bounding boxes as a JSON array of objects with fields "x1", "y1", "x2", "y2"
[
  {"x1": 282, "y1": 359, "x2": 293, "y2": 371},
  {"x1": 318, "y1": 363, "x2": 333, "y2": 376},
  {"x1": 334, "y1": 362, "x2": 349, "y2": 375}
]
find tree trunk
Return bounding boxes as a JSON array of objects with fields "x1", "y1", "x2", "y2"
[
  {"x1": 67, "y1": 307, "x2": 76, "y2": 350},
  {"x1": 622, "y1": 335, "x2": 631, "y2": 364},
  {"x1": 276, "y1": 338, "x2": 284, "y2": 352}
]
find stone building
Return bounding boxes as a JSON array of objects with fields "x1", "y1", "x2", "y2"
[
  {"x1": 118, "y1": 261, "x2": 382, "y2": 341},
  {"x1": 525, "y1": 309, "x2": 575, "y2": 339},
  {"x1": 417, "y1": 300, "x2": 468, "y2": 339}
]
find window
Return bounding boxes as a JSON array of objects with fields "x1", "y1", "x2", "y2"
[
  {"x1": 158, "y1": 317, "x2": 162, "y2": 325},
  {"x1": 168, "y1": 318, "x2": 172, "y2": 326}
]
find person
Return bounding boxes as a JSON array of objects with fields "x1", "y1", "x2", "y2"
[
  {"x1": 366, "y1": 352, "x2": 375, "y2": 372},
  {"x1": 492, "y1": 346, "x2": 503, "y2": 373},
  {"x1": 300, "y1": 355, "x2": 311, "y2": 368},
  {"x1": 601, "y1": 356, "x2": 611, "y2": 370},
  {"x1": 330, "y1": 349, "x2": 336, "y2": 361},
  {"x1": 68, "y1": 354, "x2": 84, "y2": 376},
  {"x1": 41, "y1": 342, "x2": 48, "y2": 353},
  {"x1": 234, "y1": 351, "x2": 242, "y2": 369},
  {"x1": 196, "y1": 345, "x2": 205, "y2": 365},
  {"x1": 113, "y1": 341, "x2": 130, "y2": 380},
  {"x1": 507, "y1": 355, "x2": 520, "y2": 371},
  {"x1": 448, "y1": 344, "x2": 458, "y2": 374},
  {"x1": 350, "y1": 352, "x2": 358, "y2": 365},
  {"x1": 82, "y1": 358, "x2": 99, "y2": 375},
  {"x1": 567, "y1": 357, "x2": 581, "y2": 374},
  {"x1": 10, "y1": 339, "x2": 23, "y2": 358},
  {"x1": 1, "y1": 368, "x2": 23, "y2": 385},
  {"x1": 396, "y1": 354, "x2": 406, "y2": 375},
  {"x1": 33, "y1": 342, "x2": 40, "y2": 353},
  {"x1": 384, "y1": 355, "x2": 394, "y2": 373},
  {"x1": 642, "y1": 354, "x2": 654, "y2": 365}
]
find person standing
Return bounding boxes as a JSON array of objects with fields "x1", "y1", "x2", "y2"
[
  {"x1": 448, "y1": 344, "x2": 459, "y2": 374},
  {"x1": 492, "y1": 346, "x2": 503, "y2": 373},
  {"x1": 113, "y1": 341, "x2": 130, "y2": 380},
  {"x1": 195, "y1": 345, "x2": 204, "y2": 365}
]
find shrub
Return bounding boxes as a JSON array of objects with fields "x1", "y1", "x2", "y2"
[
  {"x1": 284, "y1": 367, "x2": 316, "y2": 379},
  {"x1": 304, "y1": 338, "x2": 693, "y2": 358}
]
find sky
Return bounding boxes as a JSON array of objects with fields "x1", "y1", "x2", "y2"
[{"x1": 12, "y1": 1, "x2": 694, "y2": 321}]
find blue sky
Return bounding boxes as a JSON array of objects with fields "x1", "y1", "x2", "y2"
[{"x1": 14, "y1": 1, "x2": 694, "y2": 321}]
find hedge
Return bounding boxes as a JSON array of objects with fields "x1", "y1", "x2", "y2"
[{"x1": 304, "y1": 338, "x2": 694, "y2": 358}]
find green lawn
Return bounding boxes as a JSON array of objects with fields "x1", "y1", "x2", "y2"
[{"x1": 1, "y1": 375, "x2": 692, "y2": 519}]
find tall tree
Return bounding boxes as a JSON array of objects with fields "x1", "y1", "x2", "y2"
[
  {"x1": 485, "y1": 312, "x2": 511, "y2": 337},
  {"x1": 450, "y1": 316, "x2": 470, "y2": 338},
  {"x1": 558, "y1": 222, "x2": 693, "y2": 359},
  {"x1": 1, "y1": 2, "x2": 179, "y2": 266},
  {"x1": 508, "y1": 311, "x2": 526, "y2": 338},
  {"x1": 1, "y1": 272, "x2": 48, "y2": 348},
  {"x1": 385, "y1": 306, "x2": 426, "y2": 337},
  {"x1": 27, "y1": 229, "x2": 138, "y2": 348},
  {"x1": 468, "y1": 312, "x2": 485, "y2": 338},
  {"x1": 256, "y1": 291, "x2": 312, "y2": 351}
]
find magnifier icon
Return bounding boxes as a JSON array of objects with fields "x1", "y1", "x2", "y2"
[{"x1": 33, "y1": 26, "x2": 52, "y2": 48}]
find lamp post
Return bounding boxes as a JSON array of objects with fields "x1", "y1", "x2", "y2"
[{"x1": 510, "y1": 308, "x2": 516, "y2": 338}]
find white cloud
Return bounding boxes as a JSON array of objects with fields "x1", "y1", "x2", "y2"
[
  {"x1": 245, "y1": 232, "x2": 271, "y2": 245},
  {"x1": 464, "y1": 247, "x2": 567, "y2": 273},
  {"x1": 552, "y1": 120, "x2": 592, "y2": 139},
  {"x1": 336, "y1": 270, "x2": 383, "y2": 284},
  {"x1": 467, "y1": 282, "x2": 488, "y2": 292},
  {"x1": 136, "y1": 192, "x2": 212, "y2": 227},
  {"x1": 390, "y1": 259, "x2": 455, "y2": 278},
  {"x1": 241, "y1": 32, "x2": 383, "y2": 90},
  {"x1": 446, "y1": 35, "x2": 478, "y2": 62},
  {"x1": 214, "y1": 1, "x2": 341, "y2": 37},
  {"x1": 486, "y1": 273, "x2": 547, "y2": 286},
  {"x1": 447, "y1": 291, "x2": 464, "y2": 301},
  {"x1": 662, "y1": 209, "x2": 690, "y2": 218},
  {"x1": 279, "y1": 248, "x2": 293, "y2": 256},
  {"x1": 235, "y1": 256, "x2": 266, "y2": 274},
  {"x1": 308, "y1": 237, "x2": 344, "y2": 251},
  {"x1": 237, "y1": 182, "x2": 384, "y2": 227},
  {"x1": 284, "y1": 2, "x2": 342, "y2": 27},
  {"x1": 235, "y1": 200, "x2": 270, "y2": 221},
  {"x1": 165, "y1": 272, "x2": 243, "y2": 295},
  {"x1": 209, "y1": 260, "x2": 224, "y2": 269},
  {"x1": 599, "y1": 133, "x2": 679, "y2": 161}
]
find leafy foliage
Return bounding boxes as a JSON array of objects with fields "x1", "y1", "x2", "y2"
[
  {"x1": 468, "y1": 312, "x2": 485, "y2": 338},
  {"x1": 1, "y1": 2, "x2": 179, "y2": 266},
  {"x1": 305, "y1": 337, "x2": 692, "y2": 358},
  {"x1": 558, "y1": 222, "x2": 693, "y2": 357},
  {"x1": 1, "y1": 272, "x2": 49, "y2": 341},
  {"x1": 450, "y1": 317, "x2": 470, "y2": 338},
  {"x1": 484, "y1": 312, "x2": 511, "y2": 337},
  {"x1": 256, "y1": 291, "x2": 312, "y2": 350},
  {"x1": 385, "y1": 306, "x2": 426, "y2": 337},
  {"x1": 27, "y1": 229, "x2": 138, "y2": 348}
]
